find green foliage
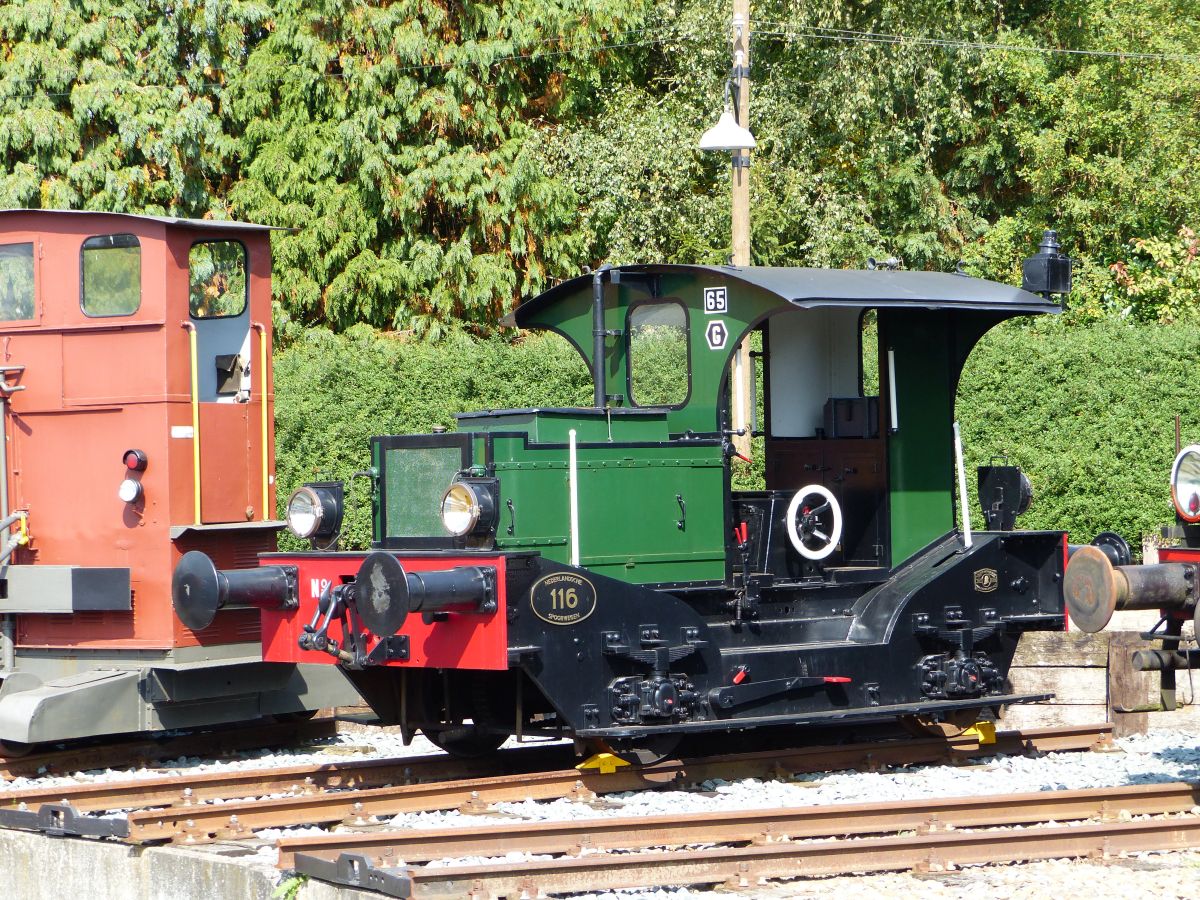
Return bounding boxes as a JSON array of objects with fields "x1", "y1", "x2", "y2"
[
  {"x1": 1106, "y1": 228, "x2": 1200, "y2": 324},
  {"x1": 546, "y1": 0, "x2": 1200, "y2": 326},
  {"x1": 188, "y1": 241, "x2": 248, "y2": 318},
  {"x1": 271, "y1": 874, "x2": 307, "y2": 900},
  {"x1": 0, "y1": 0, "x2": 255, "y2": 216},
  {"x1": 957, "y1": 316, "x2": 1200, "y2": 550},
  {"x1": 82, "y1": 240, "x2": 141, "y2": 315},
  {"x1": 628, "y1": 308, "x2": 689, "y2": 406},
  {"x1": 5, "y1": 0, "x2": 1200, "y2": 331},
  {"x1": 225, "y1": 0, "x2": 647, "y2": 336}
]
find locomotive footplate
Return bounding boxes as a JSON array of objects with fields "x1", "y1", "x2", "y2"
[{"x1": 573, "y1": 692, "x2": 1052, "y2": 739}]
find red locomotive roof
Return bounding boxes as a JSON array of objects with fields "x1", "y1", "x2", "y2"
[{"x1": 0, "y1": 208, "x2": 291, "y2": 233}]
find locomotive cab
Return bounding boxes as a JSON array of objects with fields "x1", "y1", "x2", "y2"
[
  {"x1": 0, "y1": 210, "x2": 356, "y2": 750},
  {"x1": 209, "y1": 252, "x2": 1072, "y2": 760}
]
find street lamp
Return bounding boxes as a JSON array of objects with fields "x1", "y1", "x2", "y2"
[{"x1": 698, "y1": 86, "x2": 756, "y2": 152}]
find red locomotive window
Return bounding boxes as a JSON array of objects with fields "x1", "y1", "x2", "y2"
[
  {"x1": 0, "y1": 242, "x2": 34, "y2": 321},
  {"x1": 189, "y1": 241, "x2": 247, "y2": 318},
  {"x1": 81, "y1": 234, "x2": 141, "y2": 316}
]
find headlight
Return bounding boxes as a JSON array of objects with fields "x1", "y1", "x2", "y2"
[
  {"x1": 440, "y1": 478, "x2": 498, "y2": 538},
  {"x1": 1172, "y1": 445, "x2": 1200, "y2": 523},
  {"x1": 441, "y1": 482, "x2": 482, "y2": 536},
  {"x1": 286, "y1": 483, "x2": 344, "y2": 540}
]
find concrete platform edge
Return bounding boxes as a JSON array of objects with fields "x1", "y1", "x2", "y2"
[{"x1": 0, "y1": 829, "x2": 375, "y2": 900}]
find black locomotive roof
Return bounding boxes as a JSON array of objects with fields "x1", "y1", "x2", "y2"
[
  {"x1": 0, "y1": 208, "x2": 290, "y2": 233},
  {"x1": 508, "y1": 263, "x2": 1059, "y2": 326}
]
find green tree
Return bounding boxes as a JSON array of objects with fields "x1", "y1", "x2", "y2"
[
  {"x1": 543, "y1": 0, "x2": 1200, "y2": 322},
  {"x1": 227, "y1": 0, "x2": 647, "y2": 336},
  {"x1": 0, "y1": 0, "x2": 260, "y2": 215}
]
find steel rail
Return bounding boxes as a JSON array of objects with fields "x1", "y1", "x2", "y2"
[
  {"x1": 0, "y1": 722, "x2": 1109, "y2": 817},
  {"x1": 278, "y1": 779, "x2": 1200, "y2": 871},
  {"x1": 0, "y1": 723, "x2": 1110, "y2": 842},
  {"x1": 0, "y1": 717, "x2": 339, "y2": 781},
  {"x1": 123, "y1": 724, "x2": 1109, "y2": 844},
  {"x1": 0, "y1": 742, "x2": 572, "y2": 814},
  {"x1": 338, "y1": 815, "x2": 1200, "y2": 898}
]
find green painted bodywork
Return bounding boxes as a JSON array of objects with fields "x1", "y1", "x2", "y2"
[{"x1": 467, "y1": 412, "x2": 726, "y2": 584}]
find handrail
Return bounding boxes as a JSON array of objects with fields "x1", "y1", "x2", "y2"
[
  {"x1": 181, "y1": 322, "x2": 201, "y2": 525},
  {"x1": 251, "y1": 322, "x2": 269, "y2": 521}
]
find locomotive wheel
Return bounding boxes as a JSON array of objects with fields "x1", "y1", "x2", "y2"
[
  {"x1": 899, "y1": 707, "x2": 984, "y2": 739},
  {"x1": 603, "y1": 733, "x2": 682, "y2": 766},
  {"x1": 426, "y1": 724, "x2": 508, "y2": 758}
]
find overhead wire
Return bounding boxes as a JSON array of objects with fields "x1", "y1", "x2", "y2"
[{"x1": 753, "y1": 21, "x2": 1200, "y2": 63}]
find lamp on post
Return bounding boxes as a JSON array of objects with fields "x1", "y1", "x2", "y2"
[{"x1": 699, "y1": 5, "x2": 754, "y2": 459}]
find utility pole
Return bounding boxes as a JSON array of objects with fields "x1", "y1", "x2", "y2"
[{"x1": 730, "y1": 0, "x2": 753, "y2": 459}]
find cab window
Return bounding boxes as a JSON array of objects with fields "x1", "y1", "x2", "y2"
[
  {"x1": 189, "y1": 241, "x2": 247, "y2": 318},
  {"x1": 81, "y1": 234, "x2": 141, "y2": 316},
  {"x1": 0, "y1": 243, "x2": 34, "y2": 321},
  {"x1": 628, "y1": 301, "x2": 690, "y2": 407}
]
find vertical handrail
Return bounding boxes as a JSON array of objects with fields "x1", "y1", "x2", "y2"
[
  {"x1": 0, "y1": 365, "x2": 27, "y2": 675},
  {"x1": 568, "y1": 429, "x2": 580, "y2": 566},
  {"x1": 181, "y1": 322, "x2": 201, "y2": 525},
  {"x1": 954, "y1": 421, "x2": 973, "y2": 549},
  {"x1": 251, "y1": 322, "x2": 269, "y2": 520}
]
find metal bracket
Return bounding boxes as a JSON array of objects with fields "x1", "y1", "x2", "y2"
[
  {"x1": 0, "y1": 802, "x2": 129, "y2": 839},
  {"x1": 292, "y1": 853, "x2": 412, "y2": 897},
  {"x1": 363, "y1": 634, "x2": 410, "y2": 665}
]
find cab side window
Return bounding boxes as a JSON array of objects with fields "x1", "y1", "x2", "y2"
[
  {"x1": 81, "y1": 234, "x2": 141, "y2": 316},
  {"x1": 628, "y1": 301, "x2": 690, "y2": 407},
  {"x1": 0, "y1": 243, "x2": 34, "y2": 321},
  {"x1": 189, "y1": 241, "x2": 247, "y2": 318}
]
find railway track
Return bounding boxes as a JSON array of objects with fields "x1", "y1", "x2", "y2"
[
  {"x1": 287, "y1": 780, "x2": 1200, "y2": 897},
  {"x1": 0, "y1": 723, "x2": 1109, "y2": 844},
  {"x1": 0, "y1": 716, "x2": 339, "y2": 780}
]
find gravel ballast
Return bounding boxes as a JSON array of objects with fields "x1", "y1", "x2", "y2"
[{"x1": 6, "y1": 726, "x2": 1200, "y2": 898}]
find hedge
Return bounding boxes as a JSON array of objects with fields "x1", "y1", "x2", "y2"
[{"x1": 274, "y1": 318, "x2": 1200, "y2": 554}]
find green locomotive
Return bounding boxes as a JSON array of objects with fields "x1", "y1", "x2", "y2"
[{"x1": 175, "y1": 234, "x2": 1074, "y2": 760}]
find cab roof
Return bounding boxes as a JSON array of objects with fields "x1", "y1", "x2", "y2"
[
  {"x1": 0, "y1": 209, "x2": 289, "y2": 233},
  {"x1": 508, "y1": 263, "x2": 1058, "y2": 326}
]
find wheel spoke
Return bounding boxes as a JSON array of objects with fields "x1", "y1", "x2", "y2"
[{"x1": 812, "y1": 529, "x2": 829, "y2": 541}]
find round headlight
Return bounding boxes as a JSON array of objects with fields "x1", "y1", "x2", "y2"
[
  {"x1": 286, "y1": 486, "x2": 324, "y2": 539},
  {"x1": 118, "y1": 478, "x2": 143, "y2": 503},
  {"x1": 441, "y1": 482, "x2": 481, "y2": 537},
  {"x1": 1172, "y1": 445, "x2": 1200, "y2": 523}
]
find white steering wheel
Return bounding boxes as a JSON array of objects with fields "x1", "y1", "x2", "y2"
[{"x1": 785, "y1": 484, "x2": 843, "y2": 561}]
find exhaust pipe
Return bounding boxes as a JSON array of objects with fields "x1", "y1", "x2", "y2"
[{"x1": 1064, "y1": 545, "x2": 1198, "y2": 633}]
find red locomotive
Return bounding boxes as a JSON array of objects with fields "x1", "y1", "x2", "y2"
[{"x1": 0, "y1": 210, "x2": 354, "y2": 753}]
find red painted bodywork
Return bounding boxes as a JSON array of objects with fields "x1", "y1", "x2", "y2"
[
  {"x1": 260, "y1": 554, "x2": 510, "y2": 670},
  {"x1": 1157, "y1": 547, "x2": 1200, "y2": 564},
  {"x1": 0, "y1": 210, "x2": 278, "y2": 650}
]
